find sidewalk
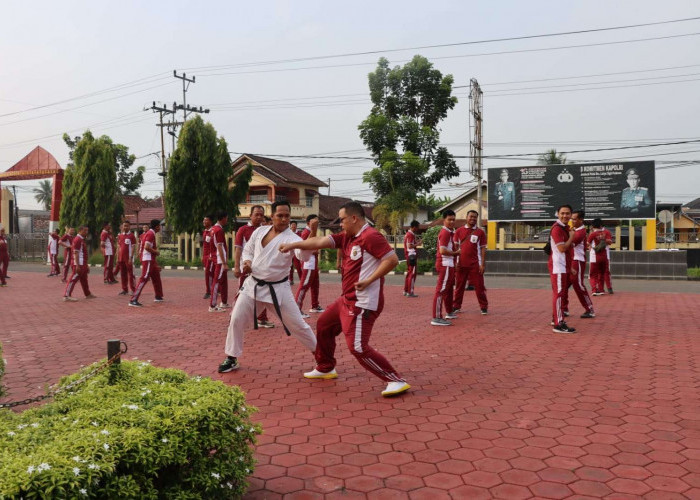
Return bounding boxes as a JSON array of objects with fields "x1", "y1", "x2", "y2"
[{"x1": 1, "y1": 270, "x2": 700, "y2": 498}]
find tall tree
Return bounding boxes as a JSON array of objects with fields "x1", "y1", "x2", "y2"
[
  {"x1": 359, "y1": 56, "x2": 459, "y2": 238},
  {"x1": 59, "y1": 131, "x2": 123, "y2": 245},
  {"x1": 63, "y1": 133, "x2": 145, "y2": 195},
  {"x1": 33, "y1": 179, "x2": 53, "y2": 211},
  {"x1": 537, "y1": 149, "x2": 567, "y2": 165},
  {"x1": 165, "y1": 115, "x2": 251, "y2": 235}
]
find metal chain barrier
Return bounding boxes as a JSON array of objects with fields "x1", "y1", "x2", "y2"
[{"x1": 0, "y1": 341, "x2": 128, "y2": 409}]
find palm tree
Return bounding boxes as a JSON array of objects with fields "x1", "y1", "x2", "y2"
[
  {"x1": 537, "y1": 149, "x2": 567, "y2": 165},
  {"x1": 33, "y1": 180, "x2": 53, "y2": 211}
]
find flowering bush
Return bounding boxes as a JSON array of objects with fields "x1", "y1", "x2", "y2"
[{"x1": 0, "y1": 361, "x2": 260, "y2": 499}]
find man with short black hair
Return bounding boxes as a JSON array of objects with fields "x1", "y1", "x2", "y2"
[
  {"x1": 549, "y1": 205, "x2": 576, "y2": 333},
  {"x1": 129, "y1": 219, "x2": 164, "y2": 307},
  {"x1": 453, "y1": 210, "x2": 488, "y2": 315},
  {"x1": 116, "y1": 221, "x2": 137, "y2": 296},
  {"x1": 281, "y1": 201, "x2": 410, "y2": 397},
  {"x1": 295, "y1": 213, "x2": 323, "y2": 316},
  {"x1": 64, "y1": 225, "x2": 96, "y2": 301},
  {"x1": 218, "y1": 201, "x2": 317, "y2": 373},
  {"x1": 202, "y1": 215, "x2": 214, "y2": 299},
  {"x1": 403, "y1": 220, "x2": 419, "y2": 297},
  {"x1": 100, "y1": 222, "x2": 117, "y2": 284},
  {"x1": 432, "y1": 210, "x2": 460, "y2": 326},
  {"x1": 209, "y1": 211, "x2": 230, "y2": 312},
  {"x1": 565, "y1": 210, "x2": 595, "y2": 319}
]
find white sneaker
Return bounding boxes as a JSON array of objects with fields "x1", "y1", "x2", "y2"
[
  {"x1": 209, "y1": 306, "x2": 225, "y2": 313},
  {"x1": 218, "y1": 303, "x2": 232, "y2": 309},
  {"x1": 445, "y1": 313, "x2": 458, "y2": 320},
  {"x1": 63, "y1": 296, "x2": 78, "y2": 302},
  {"x1": 309, "y1": 306, "x2": 325, "y2": 313},
  {"x1": 303, "y1": 368, "x2": 338, "y2": 379},
  {"x1": 382, "y1": 381, "x2": 411, "y2": 397},
  {"x1": 431, "y1": 318, "x2": 452, "y2": 326},
  {"x1": 300, "y1": 312, "x2": 310, "y2": 319}
]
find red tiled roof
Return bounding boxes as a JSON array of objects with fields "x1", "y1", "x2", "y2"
[
  {"x1": 234, "y1": 154, "x2": 327, "y2": 188},
  {"x1": 1, "y1": 146, "x2": 62, "y2": 181},
  {"x1": 124, "y1": 207, "x2": 165, "y2": 225}
]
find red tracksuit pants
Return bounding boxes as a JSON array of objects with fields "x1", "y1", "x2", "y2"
[
  {"x1": 432, "y1": 266, "x2": 455, "y2": 319},
  {"x1": 132, "y1": 261, "x2": 163, "y2": 301},
  {"x1": 589, "y1": 258, "x2": 609, "y2": 293},
  {"x1": 404, "y1": 261, "x2": 417, "y2": 295},
  {"x1": 118, "y1": 259, "x2": 136, "y2": 293},
  {"x1": 550, "y1": 272, "x2": 569, "y2": 325},
  {"x1": 564, "y1": 260, "x2": 594, "y2": 314},
  {"x1": 315, "y1": 296, "x2": 404, "y2": 382},
  {"x1": 49, "y1": 252, "x2": 59, "y2": 275},
  {"x1": 211, "y1": 263, "x2": 228, "y2": 307},
  {"x1": 62, "y1": 250, "x2": 72, "y2": 280},
  {"x1": 0, "y1": 254, "x2": 8, "y2": 285},
  {"x1": 289, "y1": 256, "x2": 302, "y2": 284},
  {"x1": 296, "y1": 268, "x2": 320, "y2": 310},
  {"x1": 65, "y1": 265, "x2": 91, "y2": 297},
  {"x1": 204, "y1": 258, "x2": 213, "y2": 295},
  {"x1": 103, "y1": 254, "x2": 115, "y2": 282},
  {"x1": 453, "y1": 264, "x2": 488, "y2": 311}
]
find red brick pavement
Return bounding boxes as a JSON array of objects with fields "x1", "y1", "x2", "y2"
[{"x1": 1, "y1": 271, "x2": 700, "y2": 499}]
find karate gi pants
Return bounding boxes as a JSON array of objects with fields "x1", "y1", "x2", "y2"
[
  {"x1": 550, "y1": 272, "x2": 569, "y2": 326},
  {"x1": 453, "y1": 264, "x2": 488, "y2": 311},
  {"x1": 103, "y1": 254, "x2": 115, "y2": 282},
  {"x1": 49, "y1": 252, "x2": 59, "y2": 275},
  {"x1": 211, "y1": 263, "x2": 229, "y2": 307},
  {"x1": 432, "y1": 266, "x2": 455, "y2": 319},
  {"x1": 118, "y1": 259, "x2": 136, "y2": 293},
  {"x1": 65, "y1": 265, "x2": 91, "y2": 297},
  {"x1": 238, "y1": 274, "x2": 268, "y2": 321},
  {"x1": 563, "y1": 260, "x2": 593, "y2": 314},
  {"x1": 132, "y1": 261, "x2": 163, "y2": 301},
  {"x1": 224, "y1": 289, "x2": 316, "y2": 358},
  {"x1": 295, "y1": 268, "x2": 320, "y2": 310},
  {"x1": 315, "y1": 296, "x2": 404, "y2": 383},
  {"x1": 404, "y1": 260, "x2": 417, "y2": 295}
]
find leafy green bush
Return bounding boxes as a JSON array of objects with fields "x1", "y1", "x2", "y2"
[
  {"x1": 689, "y1": 267, "x2": 700, "y2": 279},
  {"x1": 0, "y1": 342, "x2": 5, "y2": 398},
  {"x1": 421, "y1": 226, "x2": 442, "y2": 261},
  {"x1": 394, "y1": 259, "x2": 436, "y2": 273},
  {"x1": 0, "y1": 361, "x2": 259, "y2": 499}
]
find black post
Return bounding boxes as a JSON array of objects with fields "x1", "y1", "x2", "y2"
[{"x1": 107, "y1": 339, "x2": 121, "y2": 364}]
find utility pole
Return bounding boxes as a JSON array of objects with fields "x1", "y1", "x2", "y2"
[
  {"x1": 469, "y1": 78, "x2": 484, "y2": 226},
  {"x1": 11, "y1": 185, "x2": 19, "y2": 233},
  {"x1": 173, "y1": 70, "x2": 196, "y2": 121},
  {"x1": 148, "y1": 102, "x2": 176, "y2": 203}
]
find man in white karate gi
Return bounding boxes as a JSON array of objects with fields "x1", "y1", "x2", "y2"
[{"x1": 218, "y1": 200, "x2": 317, "y2": 373}]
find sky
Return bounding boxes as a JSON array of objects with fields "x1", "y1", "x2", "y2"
[{"x1": 1, "y1": 0, "x2": 699, "y2": 211}]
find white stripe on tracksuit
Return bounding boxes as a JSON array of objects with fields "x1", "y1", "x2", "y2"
[
  {"x1": 132, "y1": 262, "x2": 151, "y2": 300},
  {"x1": 296, "y1": 269, "x2": 312, "y2": 308},
  {"x1": 556, "y1": 273, "x2": 563, "y2": 324},
  {"x1": 211, "y1": 265, "x2": 225, "y2": 304},
  {"x1": 435, "y1": 268, "x2": 450, "y2": 317}
]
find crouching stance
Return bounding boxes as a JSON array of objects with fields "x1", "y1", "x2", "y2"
[
  {"x1": 279, "y1": 201, "x2": 410, "y2": 397},
  {"x1": 218, "y1": 201, "x2": 317, "y2": 373}
]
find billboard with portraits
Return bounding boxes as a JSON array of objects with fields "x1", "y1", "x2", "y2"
[{"x1": 487, "y1": 161, "x2": 655, "y2": 221}]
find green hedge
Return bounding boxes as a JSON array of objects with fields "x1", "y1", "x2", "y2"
[
  {"x1": 0, "y1": 342, "x2": 5, "y2": 398},
  {"x1": 0, "y1": 361, "x2": 259, "y2": 499}
]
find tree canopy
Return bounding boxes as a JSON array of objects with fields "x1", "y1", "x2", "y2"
[
  {"x1": 359, "y1": 56, "x2": 459, "y2": 234},
  {"x1": 33, "y1": 179, "x2": 52, "y2": 211},
  {"x1": 59, "y1": 131, "x2": 123, "y2": 243},
  {"x1": 537, "y1": 149, "x2": 567, "y2": 165},
  {"x1": 63, "y1": 134, "x2": 145, "y2": 195},
  {"x1": 165, "y1": 115, "x2": 251, "y2": 234}
]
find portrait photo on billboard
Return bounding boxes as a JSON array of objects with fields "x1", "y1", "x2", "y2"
[
  {"x1": 618, "y1": 164, "x2": 654, "y2": 218},
  {"x1": 490, "y1": 167, "x2": 520, "y2": 220}
]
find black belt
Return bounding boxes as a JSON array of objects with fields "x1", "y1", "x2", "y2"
[{"x1": 251, "y1": 275, "x2": 291, "y2": 336}]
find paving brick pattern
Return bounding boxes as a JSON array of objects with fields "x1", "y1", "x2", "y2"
[{"x1": 1, "y1": 271, "x2": 700, "y2": 498}]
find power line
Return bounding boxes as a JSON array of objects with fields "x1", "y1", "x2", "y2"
[
  {"x1": 181, "y1": 16, "x2": 700, "y2": 72},
  {"x1": 488, "y1": 75, "x2": 700, "y2": 96}
]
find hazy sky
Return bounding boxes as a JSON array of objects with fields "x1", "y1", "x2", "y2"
[{"x1": 2, "y1": 1, "x2": 699, "y2": 211}]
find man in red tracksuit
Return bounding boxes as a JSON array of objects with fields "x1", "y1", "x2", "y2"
[
  {"x1": 296, "y1": 214, "x2": 323, "y2": 316},
  {"x1": 63, "y1": 225, "x2": 96, "y2": 301},
  {"x1": 563, "y1": 210, "x2": 595, "y2": 319},
  {"x1": 453, "y1": 210, "x2": 488, "y2": 315},
  {"x1": 588, "y1": 218, "x2": 614, "y2": 295},
  {"x1": 202, "y1": 215, "x2": 214, "y2": 300},
  {"x1": 129, "y1": 219, "x2": 164, "y2": 307},
  {"x1": 0, "y1": 227, "x2": 9, "y2": 287},
  {"x1": 289, "y1": 221, "x2": 302, "y2": 285},
  {"x1": 431, "y1": 210, "x2": 460, "y2": 326},
  {"x1": 549, "y1": 205, "x2": 576, "y2": 333},
  {"x1": 59, "y1": 226, "x2": 75, "y2": 282},
  {"x1": 47, "y1": 229, "x2": 60, "y2": 276},
  {"x1": 403, "y1": 220, "x2": 419, "y2": 297},
  {"x1": 116, "y1": 221, "x2": 137, "y2": 296},
  {"x1": 210, "y1": 211, "x2": 230, "y2": 312},
  {"x1": 100, "y1": 222, "x2": 117, "y2": 284}
]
